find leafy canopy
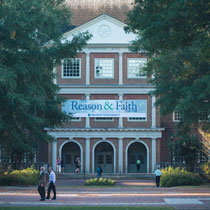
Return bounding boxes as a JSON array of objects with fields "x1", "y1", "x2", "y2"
[
  {"x1": 0, "y1": 0, "x2": 91, "y2": 161},
  {"x1": 125, "y1": 0, "x2": 210, "y2": 132}
]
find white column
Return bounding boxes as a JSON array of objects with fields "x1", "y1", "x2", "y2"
[
  {"x1": 85, "y1": 138, "x2": 90, "y2": 173},
  {"x1": 52, "y1": 140, "x2": 57, "y2": 171},
  {"x1": 118, "y1": 138, "x2": 123, "y2": 173},
  {"x1": 152, "y1": 138, "x2": 156, "y2": 172},
  {"x1": 53, "y1": 66, "x2": 57, "y2": 84},
  {"x1": 152, "y1": 95, "x2": 156, "y2": 128},
  {"x1": 86, "y1": 52, "x2": 90, "y2": 85},
  {"x1": 85, "y1": 94, "x2": 90, "y2": 128},
  {"x1": 119, "y1": 52, "x2": 123, "y2": 85},
  {"x1": 118, "y1": 94, "x2": 123, "y2": 128}
]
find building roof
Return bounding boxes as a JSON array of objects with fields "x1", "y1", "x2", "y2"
[{"x1": 66, "y1": 0, "x2": 134, "y2": 26}]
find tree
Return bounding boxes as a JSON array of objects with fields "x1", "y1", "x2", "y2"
[
  {"x1": 0, "y1": 0, "x2": 91, "y2": 166},
  {"x1": 170, "y1": 134, "x2": 203, "y2": 172},
  {"x1": 125, "y1": 0, "x2": 210, "y2": 132}
]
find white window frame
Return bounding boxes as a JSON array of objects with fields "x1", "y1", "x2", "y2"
[
  {"x1": 127, "y1": 58, "x2": 147, "y2": 79},
  {"x1": 173, "y1": 111, "x2": 182, "y2": 122},
  {"x1": 94, "y1": 58, "x2": 114, "y2": 79},
  {"x1": 128, "y1": 117, "x2": 147, "y2": 122},
  {"x1": 94, "y1": 117, "x2": 114, "y2": 122},
  {"x1": 62, "y1": 58, "x2": 81, "y2": 79},
  {"x1": 70, "y1": 117, "x2": 81, "y2": 122},
  {"x1": 199, "y1": 114, "x2": 210, "y2": 122}
]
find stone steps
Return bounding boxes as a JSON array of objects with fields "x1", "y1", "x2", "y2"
[{"x1": 56, "y1": 173, "x2": 155, "y2": 180}]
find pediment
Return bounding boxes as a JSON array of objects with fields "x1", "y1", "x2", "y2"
[{"x1": 63, "y1": 14, "x2": 136, "y2": 45}]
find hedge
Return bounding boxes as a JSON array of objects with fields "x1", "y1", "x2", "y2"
[
  {"x1": 160, "y1": 167, "x2": 203, "y2": 187},
  {"x1": 0, "y1": 166, "x2": 39, "y2": 186}
]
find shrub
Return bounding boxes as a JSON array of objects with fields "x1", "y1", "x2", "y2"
[
  {"x1": 85, "y1": 177, "x2": 116, "y2": 186},
  {"x1": 160, "y1": 167, "x2": 202, "y2": 187},
  {"x1": 200, "y1": 163, "x2": 210, "y2": 182},
  {"x1": 0, "y1": 166, "x2": 39, "y2": 186}
]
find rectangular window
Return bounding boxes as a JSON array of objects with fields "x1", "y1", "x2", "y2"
[
  {"x1": 173, "y1": 111, "x2": 182, "y2": 122},
  {"x1": 129, "y1": 155, "x2": 136, "y2": 164},
  {"x1": 128, "y1": 117, "x2": 147, "y2": 122},
  {"x1": 66, "y1": 155, "x2": 71, "y2": 164},
  {"x1": 106, "y1": 155, "x2": 112, "y2": 164},
  {"x1": 98, "y1": 155, "x2": 104, "y2": 164},
  {"x1": 95, "y1": 58, "x2": 114, "y2": 78},
  {"x1": 71, "y1": 117, "x2": 81, "y2": 122},
  {"x1": 95, "y1": 118, "x2": 114, "y2": 121},
  {"x1": 127, "y1": 58, "x2": 147, "y2": 78},
  {"x1": 0, "y1": 148, "x2": 11, "y2": 163},
  {"x1": 199, "y1": 114, "x2": 210, "y2": 122},
  {"x1": 62, "y1": 58, "x2": 81, "y2": 78}
]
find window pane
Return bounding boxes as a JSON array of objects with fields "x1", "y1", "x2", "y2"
[
  {"x1": 129, "y1": 155, "x2": 136, "y2": 164},
  {"x1": 62, "y1": 58, "x2": 81, "y2": 78},
  {"x1": 95, "y1": 59, "x2": 114, "y2": 78},
  {"x1": 128, "y1": 117, "x2": 146, "y2": 121},
  {"x1": 95, "y1": 118, "x2": 114, "y2": 121},
  {"x1": 173, "y1": 111, "x2": 182, "y2": 121},
  {"x1": 106, "y1": 155, "x2": 112, "y2": 164},
  {"x1": 128, "y1": 58, "x2": 147, "y2": 78},
  {"x1": 66, "y1": 155, "x2": 71, "y2": 164},
  {"x1": 98, "y1": 155, "x2": 104, "y2": 164}
]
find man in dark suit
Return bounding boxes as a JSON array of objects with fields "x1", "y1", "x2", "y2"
[{"x1": 38, "y1": 166, "x2": 47, "y2": 201}]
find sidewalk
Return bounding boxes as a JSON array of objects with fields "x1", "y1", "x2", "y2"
[{"x1": 57, "y1": 179, "x2": 156, "y2": 187}]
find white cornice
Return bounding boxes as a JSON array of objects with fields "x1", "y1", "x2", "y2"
[
  {"x1": 46, "y1": 128, "x2": 164, "y2": 139},
  {"x1": 58, "y1": 86, "x2": 155, "y2": 94}
]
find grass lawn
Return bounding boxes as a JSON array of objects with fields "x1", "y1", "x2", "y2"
[{"x1": 0, "y1": 207, "x2": 174, "y2": 210}]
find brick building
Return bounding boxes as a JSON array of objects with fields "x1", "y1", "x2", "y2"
[{"x1": 46, "y1": 14, "x2": 168, "y2": 174}]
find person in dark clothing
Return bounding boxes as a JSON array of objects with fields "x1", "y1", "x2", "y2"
[
  {"x1": 61, "y1": 160, "x2": 65, "y2": 173},
  {"x1": 38, "y1": 166, "x2": 47, "y2": 201},
  {"x1": 46, "y1": 167, "x2": 56, "y2": 200},
  {"x1": 154, "y1": 167, "x2": 162, "y2": 187},
  {"x1": 75, "y1": 157, "x2": 81, "y2": 173},
  {"x1": 136, "y1": 159, "x2": 141, "y2": 172},
  {"x1": 97, "y1": 166, "x2": 103, "y2": 179}
]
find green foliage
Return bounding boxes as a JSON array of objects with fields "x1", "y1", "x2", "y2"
[
  {"x1": 85, "y1": 178, "x2": 116, "y2": 186},
  {"x1": 0, "y1": 166, "x2": 39, "y2": 186},
  {"x1": 0, "y1": 0, "x2": 91, "y2": 162},
  {"x1": 200, "y1": 162, "x2": 210, "y2": 182},
  {"x1": 125, "y1": 0, "x2": 210, "y2": 132},
  {"x1": 160, "y1": 167, "x2": 202, "y2": 187},
  {"x1": 170, "y1": 134, "x2": 202, "y2": 172}
]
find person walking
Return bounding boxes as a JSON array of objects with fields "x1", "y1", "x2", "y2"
[
  {"x1": 46, "y1": 167, "x2": 56, "y2": 200},
  {"x1": 154, "y1": 167, "x2": 162, "y2": 187},
  {"x1": 97, "y1": 166, "x2": 103, "y2": 179},
  {"x1": 61, "y1": 160, "x2": 65, "y2": 173},
  {"x1": 56, "y1": 157, "x2": 61, "y2": 173},
  {"x1": 38, "y1": 166, "x2": 47, "y2": 201},
  {"x1": 75, "y1": 157, "x2": 81, "y2": 173},
  {"x1": 136, "y1": 159, "x2": 141, "y2": 172}
]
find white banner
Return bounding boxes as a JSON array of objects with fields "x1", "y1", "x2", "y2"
[{"x1": 62, "y1": 100, "x2": 147, "y2": 118}]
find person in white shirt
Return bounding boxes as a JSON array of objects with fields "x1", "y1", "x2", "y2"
[
  {"x1": 46, "y1": 167, "x2": 56, "y2": 200},
  {"x1": 154, "y1": 167, "x2": 162, "y2": 187}
]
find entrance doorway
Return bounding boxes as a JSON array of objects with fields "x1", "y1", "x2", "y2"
[
  {"x1": 95, "y1": 142, "x2": 113, "y2": 173},
  {"x1": 61, "y1": 142, "x2": 81, "y2": 173},
  {"x1": 128, "y1": 142, "x2": 147, "y2": 173}
]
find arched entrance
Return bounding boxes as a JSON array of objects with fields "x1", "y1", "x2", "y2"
[
  {"x1": 94, "y1": 142, "x2": 114, "y2": 173},
  {"x1": 61, "y1": 142, "x2": 81, "y2": 173},
  {"x1": 127, "y1": 142, "x2": 147, "y2": 173}
]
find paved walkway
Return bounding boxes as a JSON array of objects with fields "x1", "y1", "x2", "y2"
[
  {"x1": 57, "y1": 179, "x2": 156, "y2": 187},
  {"x1": 0, "y1": 180, "x2": 210, "y2": 209}
]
